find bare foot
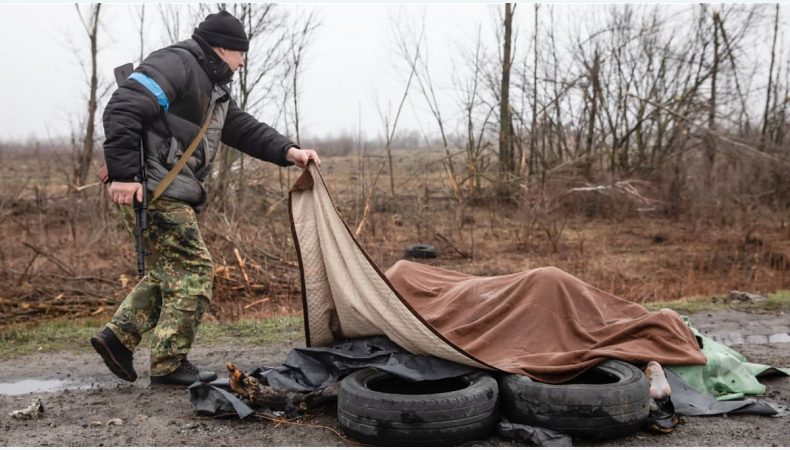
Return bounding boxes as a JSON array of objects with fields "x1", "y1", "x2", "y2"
[{"x1": 645, "y1": 360, "x2": 671, "y2": 399}]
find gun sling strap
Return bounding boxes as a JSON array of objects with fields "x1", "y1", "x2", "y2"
[
  {"x1": 151, "y1": 102, "x2": 215, "y2": 202},
  {"x1": 109, "y1": 62, "x2": 215, "y2": 202}
]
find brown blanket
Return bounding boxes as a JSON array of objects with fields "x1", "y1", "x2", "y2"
[
  {"x1": 289, "y1": 164, "x2": 706, "y2": 383},
  {"x1": 386, "y1": 261, "x2": 706, "y2": 382}
]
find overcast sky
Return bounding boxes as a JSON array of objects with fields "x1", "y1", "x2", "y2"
[
  {"x1": 0, "y1": 2, "x2": 784, "y2": 144},
  {"x1": 0, "y1": 3, "x2": 509, "y2": 143}
]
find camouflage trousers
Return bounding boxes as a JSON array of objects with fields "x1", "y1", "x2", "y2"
[{"x1": 105, "y1": 197, "x2": 213, "y2": 376}]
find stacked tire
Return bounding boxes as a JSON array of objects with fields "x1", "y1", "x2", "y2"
[
  {"x1": 497, "y1": 360, "x2": 651, "y2": 440},
  {"x1": 338, "y1": 368, "x2": 499, "y2": 445}
]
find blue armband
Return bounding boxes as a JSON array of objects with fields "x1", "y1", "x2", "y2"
[{"x1": 129, "y1": 72, "x2": 170, "y2": 112}]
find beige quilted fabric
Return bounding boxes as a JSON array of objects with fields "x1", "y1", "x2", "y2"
[{"x1": 289, "y1": 164, "x2": 485, "y2": 368}]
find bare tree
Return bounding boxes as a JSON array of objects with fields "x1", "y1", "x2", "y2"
[
  {"x1": 715, "y1": 12, "x2": 751, "y2": 133},
  {"x1": 453, "y1": 26, "x2": 495, "y2": 199},
  {"x1": 158, "y1": 4, "x2": 188, "y2": 45},
  {"x1": 529, "y1": 4, "x2": 539, "y2": 183},
  {"x1": 71, "y1": 3, "x2": 101, "y2": 191},
  {"x1": 776, "y1": 60, "x2": 789, "y2": 145},
  {"x1": 136, "y1": 4, "x2": 146, "y2": 64},
  {"x1": 497, "y1": 3, "x2": 516, "y2": 195},
  {"x1": 209, "y1": 4, "x2": 292, "y2": 209},
  {"x1": 392, "y1": 13, "x2": 463, "y2": 201},
  {"x1": 761, "y1": 4, "x2": 780, "y2": 147},
  {"x1": 705, "y1": 7, "x2": 721, "y2": 183},
  {"x1": 581, "y1": 48, "x2": 600, "y2": 178},
  {"x1": 288, "y1": 9, "x2": 320, "y2": 148},
  {"x1": 710, "y1": 10, "x2": 720, "y2": 131},
  {"x1": 378, "y1": 11, "x2": 423, "y2": 197}
]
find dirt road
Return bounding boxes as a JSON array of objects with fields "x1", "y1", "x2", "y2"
[{"x1": 1, "y1": 309, "x2": 787, "y2": 447}]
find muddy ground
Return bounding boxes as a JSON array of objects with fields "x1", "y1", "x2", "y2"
[{"x1": 1, "y1": 309, "x2": 788, "y2": 447}]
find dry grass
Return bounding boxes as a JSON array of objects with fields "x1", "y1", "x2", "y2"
[{"x1": 1, "y1": 146, "x2": 789, "y2": 326}]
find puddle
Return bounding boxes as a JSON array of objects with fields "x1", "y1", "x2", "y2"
[
  {"x1": 0, "y1": 379, "x2": 98, "y2": 396},
  {"x1": 705, "y1": 332, "x2": 790, "y2": 346}
]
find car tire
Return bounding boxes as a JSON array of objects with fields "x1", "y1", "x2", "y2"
[
  {"x1": 404, "y1": 243, "x2": 438, "y2": 259},
  {"x1": 498, "y1": 360, "x2": 651, "y2": 440},
  {"x1": 338, "y1": 368, "x2": 499, "y2": 445}
]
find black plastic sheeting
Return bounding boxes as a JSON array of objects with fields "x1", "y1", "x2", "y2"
[
  {"x1": 188, "y1": 336, "x2": 476, "y2": 419},
  {"x1": 254, "y1": 335, "x2": 476, "y2": 391},
  {"x1": 189, "y1": 379, "x2": 254, "y2": 418},
  {"x1": 497, "y1": 419, "x2": 573, "y2": 446},
  {"x1": 187, "y1": 336, "x2": 786, "y2": 446},
  {"x1": 666, "y1": 368, "x2": 786, "y2": 417}
]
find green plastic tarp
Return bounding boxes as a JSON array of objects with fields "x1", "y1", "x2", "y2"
[{"x1": 667, "y1": 316, "x2": 790, "y2": 400}]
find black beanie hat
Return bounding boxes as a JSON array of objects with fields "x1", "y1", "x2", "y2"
[{"x1": 193, "y1": 10, "x2": 249, "y2": 52}]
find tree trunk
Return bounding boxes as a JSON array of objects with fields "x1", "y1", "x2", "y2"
[
  {"x1": 705, "y1": 10, "x2": 719, "y2": 184},
  {"x1": 584, "y1": 49, "x2": 600, "y2": 181},
  {"x1": 761, "y1": 4, "x2": 780, "y2": 148},
  {"x1": 498, "y1": 3, "x2": 515, "y2": 195},
  {"x1": 137, "y1": 4, "x2": 145, "y2": 65},
  {"x1": 292, "y1": 59, "x2": 301, "y2": 148},
  {"x1": 73, "y1": 4, "x2": 101, "y2": 190},
  {"x1": 531, "y1": 4, "x2": 539, "y2": 184},
  {"x1": 709, "y1": 12, "x2": 719, "y2": 130},
  {"x1": 715, "y1": 13, "x2": 749, "y2": 136}
]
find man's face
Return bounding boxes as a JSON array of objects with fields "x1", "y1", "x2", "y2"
[{"x1": 216, "y1": 48, "x2": 246, "y2": 72}]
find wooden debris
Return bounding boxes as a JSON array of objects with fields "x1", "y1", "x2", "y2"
[
  {"x1": 22, "y1": 241, "x2": 75, "y2": 277},
  {"x1": 233, "y1": 247, "x2": 251, "y2": 289},
  {"x1": 226, "y1": 363, "x2": 338, "y2": 416},
  {"x1": 243, "y1": 298, "x2": 270, "y2": 310}
]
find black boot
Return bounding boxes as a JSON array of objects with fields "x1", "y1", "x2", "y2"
[
  {"x1": 90, "y1": 327, "x2": 137, "y2": 382},
  {"x1": 150, "y1": 360, "x2": 217, "y2": 386}
]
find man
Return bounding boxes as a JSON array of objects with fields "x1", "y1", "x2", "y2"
[{"x1": 91, "y1": 10, "x2": 320, "y2": 385}]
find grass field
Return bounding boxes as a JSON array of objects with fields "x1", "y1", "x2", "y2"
[{"x1": 1, "y1": 147, "x2": 789, "y2": 326}]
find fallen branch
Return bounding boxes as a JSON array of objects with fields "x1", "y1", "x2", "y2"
[
  {"x1": 72, "y1": 181, "x2": 102, "y2": 192},
  {"x1": 243, "y1": 297, "x2": 270, "y2": 310},
  {"x1": 233, "y1": 248, "x2": 251, "y2": 289},
  {"x1": 22, "y1": 242, "x2": 75, "y2": 277},
  {"x1": 566, "y1": 180, "x2": 667, "y2": 206},
  {"x1": 252, "y1": 412, "x2": 358, "y2": 445},
  {"x1": 16, "y1": 253, "x2": 39, "y2": 286},
  {"x1": 204, "y1": 225, "x2": 297, "y2": 269},
  {"x1": 227, "y1": 362, "x2": 338, "y2": 415},
  {"x1": 1, "y1": 267, "x2": 120, "y2": 286},
  {"x1": 33, "y1": 284, "x2": 108, "y2": 299}
]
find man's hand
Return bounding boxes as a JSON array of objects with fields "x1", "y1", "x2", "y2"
[
  {"x1": 110, "y1": 181, "x2": 144, "y2": 205},
  {"x1": 286, "y1": 147, "x2": 321, "y2": 169}
]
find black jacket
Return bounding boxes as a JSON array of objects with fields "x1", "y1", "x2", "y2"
[{"x1": 102, "y1": 37, "x2": 295, "y2": 209}]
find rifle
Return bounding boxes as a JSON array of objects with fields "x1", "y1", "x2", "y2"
[
  {"x1": 132, "y1": 132, "x2": 149, "y2": 279},
  {"x1": 113, "y1": 63, "x2": 149, "y2": 279}
]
